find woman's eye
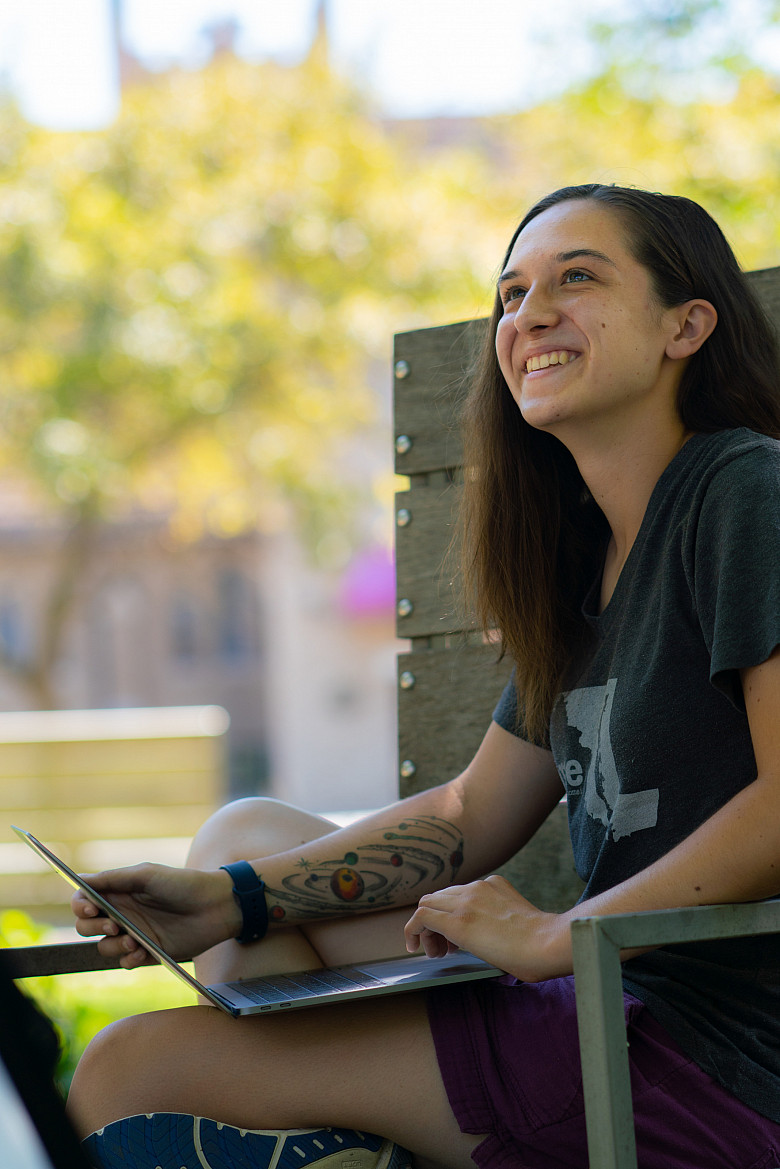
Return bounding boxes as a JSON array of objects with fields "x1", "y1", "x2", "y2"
[
  {"x1": 504, "y1": 286, "x2": 526, "y2": 304},
  {"x1": 563, "y1": 269, "x2": 591, "y2": 284}
]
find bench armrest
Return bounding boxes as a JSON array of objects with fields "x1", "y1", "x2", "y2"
[
  {"x1": 1, "y1": 942, "x2": 120, "y2": 979},
  {"x1": 571, "y1": 899, "x2": 780, "y2": 1169}
]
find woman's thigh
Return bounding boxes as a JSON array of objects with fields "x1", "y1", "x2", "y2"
[
  {"x1": 187, "y1": 798, "x2": 413, "y2": 985},
  {"x1": 67, "y1": 994, "x2": 482, "y2": 1169}
]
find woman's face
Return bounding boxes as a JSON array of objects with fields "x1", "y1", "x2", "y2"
[{"x1": 495, "y1": 199, "x2": 682, "y2": 441}]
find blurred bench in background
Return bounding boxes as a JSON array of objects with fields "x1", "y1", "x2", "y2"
[{"x1": 0, "y1": 705, "x2": 228, "y2": 928}]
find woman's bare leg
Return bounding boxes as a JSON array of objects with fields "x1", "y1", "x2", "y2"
[
  {"x1": 67, "y1": 994, "x2": 484, "y2": 1169},
  {"x1": 186, "y1": 798, "x2": 413, "y2": 985}
]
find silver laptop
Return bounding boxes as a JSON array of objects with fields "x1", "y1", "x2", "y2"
[{"x1": 13, "y1": 826, "x2": 504, "y2": 1018}]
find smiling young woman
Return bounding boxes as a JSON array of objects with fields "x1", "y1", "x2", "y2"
[
  {"x1": 68, "y1": 185, "x2": 780, "y2": 1169},
  {"x1": 459, "y1": 183, "x2": 780, "y2": 747}
]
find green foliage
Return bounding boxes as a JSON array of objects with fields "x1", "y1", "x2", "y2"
[
  {"x1": 1, "y1": 911, "x2": 194, "y2": 1093},
  {"x1": 0, "y1": 54, "x2": 498, "y2": 548},
  {"x1": 484, "y1": 67, "x2": 780, "y2": 273},
  {"x1": 1, "y1": 44, "x2": 777, "y2": 549}
]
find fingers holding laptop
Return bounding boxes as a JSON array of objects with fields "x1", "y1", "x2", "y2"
[
  {"x1": 71, "y1": 863, "x2": 240, "y2": 969},
  {"x1": 403, "y1": 874, "x2": 564, "y2": 982}
]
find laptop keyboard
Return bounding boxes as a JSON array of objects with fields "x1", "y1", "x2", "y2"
[{"x1": 226, "y1": 967, "x2": 383, "y2": 1004}]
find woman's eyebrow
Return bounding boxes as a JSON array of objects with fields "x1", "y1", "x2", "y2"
[
  {"x1": 497, "y1": 247, "x2": 618, "y2": 290},
  {"x1": 555, "y1": 247, "x2": 617, "y2": 267}
]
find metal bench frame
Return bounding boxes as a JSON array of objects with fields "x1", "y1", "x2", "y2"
[{"x1": 572, "y1": 899, "x2": 780, "y2": 1167}]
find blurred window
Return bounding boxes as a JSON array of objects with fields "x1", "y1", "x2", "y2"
[
  {"x1": 0, "y1": 600, "x2": 26, "y2": 665},
  {"x1": 217, "y1": 570, "x2": 259, "y2": 664},
  {"x1": 171, "y1": 596, "x2": 199, "y2": 664}
]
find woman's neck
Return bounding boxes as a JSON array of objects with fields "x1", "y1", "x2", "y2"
[{"x1": 564, "y1": 415, "x2": 694, "y2": 605}]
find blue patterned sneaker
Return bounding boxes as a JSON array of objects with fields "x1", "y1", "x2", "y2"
[{"x1": 82, "y1": 1112, "x2": 413, "y2": 1169}]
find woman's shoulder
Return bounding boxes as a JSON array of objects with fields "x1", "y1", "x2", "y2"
[
  {"x1": 678, "y1": 428, "x2": 780, "y2": 499},
  {"x1": 650, "y1": 428, "x2": 780, "y2": 561},
  {"x1": 691, "y1": 426, "x2": 780, "y2": 461},
  {"x1": 673, "y1": 429, "x2": 780, "y2": 556}
]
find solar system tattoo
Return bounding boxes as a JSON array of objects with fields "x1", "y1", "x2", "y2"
[{"x1": 262, "y1": 816, "x2": 464, "y2": 924}]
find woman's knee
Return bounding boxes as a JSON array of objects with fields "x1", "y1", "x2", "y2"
[
  {"x1": 187, "y1": 796, "x2": 336, "y2": 868},
  {"x1": 67, "y1": 1011, "x2": 168, "y2": 1136}
]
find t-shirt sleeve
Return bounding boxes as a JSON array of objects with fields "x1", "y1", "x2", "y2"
[
  {"x1": 492, "y1": 672, "x2": 520, "y2": 732},
  {"x1": 492, "y1": 670, "x2": 549, "y2": 748},
  {"x1": 693, "y1": 444, "x2": 780, "y2": 708}
]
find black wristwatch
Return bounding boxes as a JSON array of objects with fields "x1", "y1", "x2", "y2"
[{"x1": 220, "y1": 860, "x2": 269, "y2": 944}]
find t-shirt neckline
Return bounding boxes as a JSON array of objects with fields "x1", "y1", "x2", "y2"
[{"x1": 584, "y1": 431, "x2": 710, "y2": 624}]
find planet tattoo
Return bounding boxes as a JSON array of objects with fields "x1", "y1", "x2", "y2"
[{"x1": 331, "y1": 867, "x2": 365, "y2": 902}]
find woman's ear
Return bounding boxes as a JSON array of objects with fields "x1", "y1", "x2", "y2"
[{"x1": 665, "y1": 300, "x2": 718, "y2": 360}]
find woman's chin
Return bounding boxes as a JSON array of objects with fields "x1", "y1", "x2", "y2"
[{"x1": 519, "y1": 401, "x2": 570, "y2": 434}]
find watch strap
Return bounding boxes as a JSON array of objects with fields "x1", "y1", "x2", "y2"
[{"x1": 220, "y1": 860, "x2": 269, "y2": 944}]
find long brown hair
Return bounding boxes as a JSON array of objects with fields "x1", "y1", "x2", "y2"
[{"x1": 459, "y1": 183, "x2": 780, "y2": 744}]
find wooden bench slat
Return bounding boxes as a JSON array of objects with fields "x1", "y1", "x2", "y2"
[
  {"x1": 749, "y1": 266, "x2": 780, "y2": 325},
  {"x1": 1, "y1": 942, "x2": 119, "y2": 979},
  {"x1": 0, "y1": 737, "x2": 221, "y2": 778},
  {"x1": 397, "y1": 644, "x2": 513, "y2": 793},
  {"x1": 0, "y1": 774, "x2": 217, "y2": 813},
  {"x1": 395, "y1": 483, "x2": 464, "y2": 638},
  {"x1": 393, "y1": 320, "x2": 486, "y2": 475},
  {"x1": 1, "y1": 806, "x2": 215, "y2": 846}
]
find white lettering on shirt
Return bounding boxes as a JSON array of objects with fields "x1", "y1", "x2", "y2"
[{"x1": 560, "y1": 679, "x2": 659, "y2": 841}]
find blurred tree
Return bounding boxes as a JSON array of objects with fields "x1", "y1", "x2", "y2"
[
  {"x1": 0, "y1": 29, "x2": 778, "y2": 708},
  {"x1": 487, "y1": 66, "x2": 780, "y2": 273},
  {"x1": 0, "y1": 50, "x2": 500, "y2": 706},
  {"x1": 582, "y1": 0, "x2": 778, "y2": 96}
]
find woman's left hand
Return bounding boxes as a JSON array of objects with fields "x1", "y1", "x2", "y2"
[{"x1": 403, "y1": 874, "x2": 569, "y2": 982}]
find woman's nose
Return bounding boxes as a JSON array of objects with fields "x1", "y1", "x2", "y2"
[{"x1": 513, "y1": 286, "x2": 559, "y2": 333}]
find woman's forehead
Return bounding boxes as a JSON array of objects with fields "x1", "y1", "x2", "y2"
[{"x1": 506, "y1": 200, "x2": 632, "y2": 271}]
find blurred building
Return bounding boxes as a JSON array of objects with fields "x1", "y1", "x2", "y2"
[{"x1": 0, "y1": 507, "x2": 399, "y2": 815}]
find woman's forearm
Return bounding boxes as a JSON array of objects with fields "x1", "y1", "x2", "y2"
[
  {"x1": 545, "y1": 771, "x2": 780, "y2": 976},
  {"x1": 401, "y1": 770, "x2": 780, "y2": 984},
  {"x1": 247, "y1": 783, "x2": 473, "y2": 929},
  {"x1": 247, "y1": 726, "x2": 562, "y2": 931}
]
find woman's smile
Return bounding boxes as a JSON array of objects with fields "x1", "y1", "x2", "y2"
[{"x1": 524, "y1": 350, "x2": 581, "y2": 374}]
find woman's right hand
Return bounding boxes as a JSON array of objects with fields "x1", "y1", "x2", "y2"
[{"x1": 71, "y1": 863, "x2": 240, "y2": 969}]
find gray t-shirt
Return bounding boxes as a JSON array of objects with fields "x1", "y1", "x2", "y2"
[{"x1": 493, "y1": 428, "x2": 780, "y2": 1120}]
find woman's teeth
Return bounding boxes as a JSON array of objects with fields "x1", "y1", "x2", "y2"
[{"x1": 525, "y1": 351, "x2": 579, "y2": 373}]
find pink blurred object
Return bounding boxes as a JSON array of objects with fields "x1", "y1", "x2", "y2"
[{"x1": 339, "y1": 545, "x2": 395, "y2": 616}]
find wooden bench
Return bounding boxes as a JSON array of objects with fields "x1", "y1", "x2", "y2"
[{"x1": 1, "y1": 705, "x2": 228, "y2": 976}]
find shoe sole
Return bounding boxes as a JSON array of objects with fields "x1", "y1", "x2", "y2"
[{"x1": 83, "y1": 1113, "x2": 414, "y2": 1169}]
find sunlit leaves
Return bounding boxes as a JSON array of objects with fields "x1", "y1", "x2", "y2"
[{"x1": 0, "y1": 53, "x2": 495, "y2": 545}]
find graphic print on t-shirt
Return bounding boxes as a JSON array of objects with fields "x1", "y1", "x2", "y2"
[{"x1": 558, "y1": 680, "x2": 659, "y2": 841}]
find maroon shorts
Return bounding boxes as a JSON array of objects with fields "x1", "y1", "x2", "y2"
[{"x1": 427, "y1": 974, "x2": 780, "y2": 1169}]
